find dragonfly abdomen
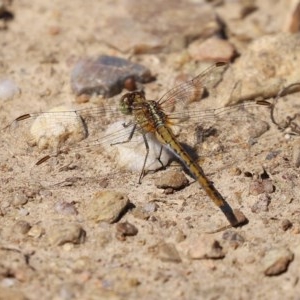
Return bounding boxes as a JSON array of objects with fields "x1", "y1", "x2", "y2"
[{"x1": 156, "y1": 125, "x2": 241, "y2": 227}]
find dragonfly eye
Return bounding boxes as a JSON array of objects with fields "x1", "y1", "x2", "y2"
[{"x1": 120, "y1": 94, "x2": 133, "y2": 115}]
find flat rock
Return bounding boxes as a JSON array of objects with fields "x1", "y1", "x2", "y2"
[
  {"x1": 188, "y1": 36, "x2": 236, "y2": 62},
  {"x1": 84, "y1": 190, "x2": 130, "y2": 223},
  {"x1": 218, "y1": 33, "x2": 300, "y2": 106},
  {"x1": 71, "y1": 55, "x2": 153, "y2": 97}
]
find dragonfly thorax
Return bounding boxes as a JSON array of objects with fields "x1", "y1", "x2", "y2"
[
  {"x1": 134, "y1": 100, "x2": 168, "y2": 133},
  {"x1": 120, "y1": 91, "x2": 168, "y2": 133}
]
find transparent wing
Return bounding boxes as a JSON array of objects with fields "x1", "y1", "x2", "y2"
[
  {"x1": 168, "y1": 100, "x2": 270, "y2": 124},
  {"x1": 2, "y1": 98, "x2": 270, "y2": 160},
  {"x1": 2, "y1": 106, "x2": 142, "y2": 187},
  {"x1": 158, "y1": 62, "x2": 228, "y2": 114},
  {"x1": 169, "y1": 100, "x2": 272, "y2": 178},
  {"x1": 2, "y1": 104, "x2": 125, "y2": 155}
]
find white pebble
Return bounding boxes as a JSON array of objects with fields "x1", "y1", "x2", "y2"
[
  {"x1": 0, "y1": 278, "x2": 17, "y2": 287},
  {"x1": 0, "y1": 79, "x2": 20, "y2": 100},
  {"x1": 103, "y1": 121, "x2": 171, "y2": 173}
]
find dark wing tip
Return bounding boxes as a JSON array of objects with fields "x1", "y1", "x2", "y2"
[
  {"x1": 36, "y1": 155, "x2": 51, "y2": 165},
  {"x1": 15, "y1": 114, "x2": 31, "y2": 121},
  {"x1": 215, "y1": 61, "x2": 228, "y2": 67}
]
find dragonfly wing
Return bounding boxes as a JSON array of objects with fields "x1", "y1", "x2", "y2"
[
  {"x1": 2, "y1": 105, "x2": 123, "y2": 155},
  {"x1": 158, "y1": 63, "x2": 228, "y2": 117},
  {"x1": 2, "y1": 107, "x2": 141, "y2": 187}
]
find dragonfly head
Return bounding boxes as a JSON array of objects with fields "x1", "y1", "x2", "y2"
[{"x1": 120, "y1": 91, "x2": 145, "y2": 115}]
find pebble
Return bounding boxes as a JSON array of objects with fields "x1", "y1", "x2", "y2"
[
  {"x1": 155, "y1": 169, "x2": 189, "y2": 191},
  {"x1": 249, "y1": 179, "x2": 274, "y2": 196},
  {"x1": 27, "y1": 224, "x2": 45, "y2": 239},
  {"x1": 12, "y1": 220, "x2": 31, "y2": 235},
  {"x1": 70, "y1": 55, "x2": 153, "y2": 97},
  {"x1": 265, "y1": 150, "x2": 281, "y2": 161},
  {"x1": 11, "y1": 193, "x2": 28, "y2": 207},
  {"x1": 292, "y1": 139, "x2": 300, "y2": 167},
  {"x1": 18, "y1": 208, "x2": 29, "y2": 217},
  {"x1": 262, "y1": 248, "x2": 294, "y2": 276},
  {"x1": 281, "y1": 219, "x2": 293, "y2": 231},
  {"x1": 142, "y1": 202, "x2": 158, "y2": 214},
  {"x1": 230, "y1": 167, "x2": 242, "y2": 176},
  {"x1": 116, "y1": 221, "x2": 138, "y2": 241},
  {"x1": 251, "y1": 194, "x2": 271, "y2": 213},
  {"x1": 263, "y1": 180, "x2": 275, "y2": 193},
  {"x1": 156, "y1": 242, "x2": 182, "y2": 263},
  {"x1": 188, "y1": 36, "x2": 236, "y2": 62},
  {"x1": 30, "y1": 105, "x2": 87, "y2": 151},
  {"x1": 179, "y1": 234, "x2": 225, "y2": 260},
  {"x1": 0, "y1": 278, "x2": 17, "y2": 288},
  {"x1": 0, "y1": 79, "x2": 20, "y2": 101},
  {"x1": 247, "y1": 120, "x2": 270, "y2": 139},
  {"x1": 222, "y1": 230, "x2": 245, "y2": 248},
  {"x1": 132, "y1": 206, "x2": 151, "y2": 220},
  {"x1": 47, "y1": 222, "x2": 86, "y2": 246},
  {"x1": 132, "y1": 202, "x2": 158, "y2": 220},
  {"x1": 84, "y1": 190, "x2": 129, "y2": 223},
  {"x1": 54, "y1": 200, "x2": 78, "y2": 215}
]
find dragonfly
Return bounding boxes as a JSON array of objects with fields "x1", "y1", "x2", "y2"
[{"x1": 3, "y1": 62, "x2": 270, "y2": 228}]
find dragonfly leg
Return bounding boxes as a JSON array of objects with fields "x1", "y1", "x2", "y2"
[
  {"x1": 156, "y1": 146, "x2": 167, "y2": 170},
  {"x1": 110, "y1": 124, "x2": 137, "y2": 146},
  {"x1": 109, "y1": 123, "x2": 150, "y2": 184},
  {"x1": 138, "y1": 133, "x2": 150, "y2": 184}
]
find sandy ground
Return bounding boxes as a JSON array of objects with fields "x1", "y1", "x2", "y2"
[{"x1": 1, "y1": 1, "x2": 300, "y2": 299}]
